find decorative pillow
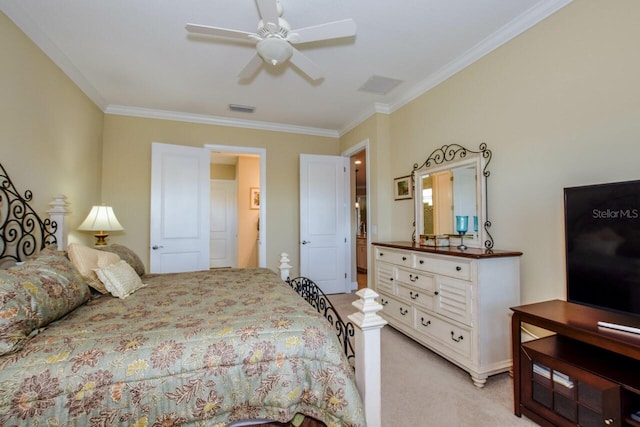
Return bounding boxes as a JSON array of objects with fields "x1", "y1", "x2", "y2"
[
  {"x1": 94, "y1": 260, "x2": 147, "y2": 299},
  {"x1": 97, "y1": 244, "x2": 145, "y2": 277},
  {"x1": 0, "y1": 249, "x2": 91, "y2": 355},
  {"x1": 67, "y1": 243, "x2": 121, "y2": 293}
]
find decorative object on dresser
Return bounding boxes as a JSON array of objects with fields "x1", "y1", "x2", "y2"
[
  {"x1": 455, "y1": 215, "x2": 469, "y2": 250},
  {"x1": 372, "y1": 242, "x2": 521, "y2": 387}
]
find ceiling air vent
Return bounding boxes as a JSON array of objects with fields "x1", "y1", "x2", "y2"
[
  {"x1": 358, "y1": 75, "x2": 403, "y2": 95},
  {"x1": 229, "y1": 104, "x2": 256, "y2": 113}
]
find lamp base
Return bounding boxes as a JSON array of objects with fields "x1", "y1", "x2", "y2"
[{"x1": 93, "y1": 232, "x2": 109, "y2": 246}]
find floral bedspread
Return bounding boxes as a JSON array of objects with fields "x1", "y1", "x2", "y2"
[{"x1": 0, "y1": 268, "x2": 364, "y2": 426}]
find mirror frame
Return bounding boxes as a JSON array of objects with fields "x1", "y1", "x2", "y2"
[{"x1": 412, "y1": 143, "x2": 493, "y2": 249}]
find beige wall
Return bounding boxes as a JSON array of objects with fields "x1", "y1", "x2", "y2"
[
  {"x1": 7, "y1": 0, "x2": 640, "y2": 304},
  {"x1": 211, "y1": 163, "x2": 236, "y2": 180},
  {"x1": 0, "y1": 12, "x2": 103, "y2": 244},
  {"x1": 101, "y1": 114, "x2": 339, "y2": 274},
  {"x1": 344, "y1": 0, "x2": 640, "y2": 304},
  {"x1": 237, "y1": 156, "x2": 260, "y2": 268}
]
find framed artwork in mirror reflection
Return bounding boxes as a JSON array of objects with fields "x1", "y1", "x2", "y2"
[
  {"x1": 250, "y1": 187, "x2": 260, "y2": 210},
  {"x1": 394, "y1": 175, "x2": 413, "y2": 200}
]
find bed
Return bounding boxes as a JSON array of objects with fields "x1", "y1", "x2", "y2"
[{"x1": 0, "y1": 163, "x2": 385, "y2": 427}]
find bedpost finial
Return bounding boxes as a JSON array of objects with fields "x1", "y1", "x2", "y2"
[
  {"x1": 279, "y1": 252, "x2": 292, "y2": 281},
  {"x1": 48, "y1": 194, "x2": 69, "y2": 211},
  {"x1": 349, "y1": 288, "x2": 387, "y2": 329},
  {"x1": 47, "y1": 194, "x2": 70, "y2": 250}
]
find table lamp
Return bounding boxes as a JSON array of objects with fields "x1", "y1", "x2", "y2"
[{"x1": 78, "y1": 204, "x2": 124, "y2": 245}]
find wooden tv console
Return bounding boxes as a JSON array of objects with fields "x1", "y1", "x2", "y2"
[{"x1": 511, "y1": 300, "x2": 640, "y2": 426}]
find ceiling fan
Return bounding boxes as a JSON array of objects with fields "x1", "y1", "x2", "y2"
[{"x1": 186, "y1": 0, "x2": 356, "y2": 80}]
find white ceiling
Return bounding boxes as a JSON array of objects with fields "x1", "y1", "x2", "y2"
[{"x1": 1, "y1": 0, "x2": 572, "y2": 137}]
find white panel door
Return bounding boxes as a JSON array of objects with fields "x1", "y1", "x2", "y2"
[
  {"x1": 210, "y1": 180, "x2": 237, "y2": 268},
  {"x1": 150, "y1": 142, "x2": 210, "y2": 273},
  {"x1": 300, "y1": 154, "x2": 349, "y2": 294}
]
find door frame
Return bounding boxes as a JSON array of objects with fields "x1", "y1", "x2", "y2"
[
  {"x1": 205, "y1": 144, "x2": 267, "y2": 268},
  {"x1": 342, "y1": 139, "x2": 371, "y2": 290}
]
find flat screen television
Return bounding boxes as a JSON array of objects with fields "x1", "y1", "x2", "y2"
[{"x1": 564, "y1": 180, "x2": 640, "y2": 318}]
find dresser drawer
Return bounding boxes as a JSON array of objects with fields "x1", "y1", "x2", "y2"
[
  {"x1": 378, "y1": 293, "x2": 412, "y2": 326},
  {"x1": 375, "y1": 247, "x2": 411, "y2": 267},
  {"x1": 435, "y1": 277, "x2": 473, "y2": 326},
  {"x1": 375, "y1": 262, "x2": 395, "y2": 294},
  {"x1": 395, "y1": 267, "x2": 435, "y2": 292},
  {"x1": 414, "y1": 253, "x2": 472, "y2": 281},
  {"x1": 397, "y1": 282, "x2": 434, "y2": 311},
  {"x1": 414, "y1": 309, "x2": 472, "y2": 358}
]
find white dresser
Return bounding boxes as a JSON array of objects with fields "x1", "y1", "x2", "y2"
[{"x1": 373, "y1": 241, "x2": 521, "y2": 387}]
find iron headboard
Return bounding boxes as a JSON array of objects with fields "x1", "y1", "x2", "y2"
[{"x1": 0, "y1": 163, "x2": 57, "y2": 265}]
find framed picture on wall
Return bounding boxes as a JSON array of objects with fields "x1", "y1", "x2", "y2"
[
  {"x1": 394, "y1": 175, "x2": 413, "y2": 200},
  {"x1": 250, "y1": 187, "x2": 260, "y2": 209}
]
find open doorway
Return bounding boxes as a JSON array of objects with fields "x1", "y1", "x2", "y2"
[
  {"x1": 207, "y1": 145, "x2": 267, "y2": 268},
  {"x1": 351, "y1": 150, "x2": 367, "y2": 289},
  {"x1": 343, "y1": 140, "x2": 369, "y2": 291}
]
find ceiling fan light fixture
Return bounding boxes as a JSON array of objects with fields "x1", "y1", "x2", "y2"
[{"x1": 257, "y1": 37, "x2": 293, "y2": 66}]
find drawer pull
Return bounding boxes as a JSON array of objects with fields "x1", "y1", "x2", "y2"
[
  {"x1": 410, "y1": 291, "x2": 419, "y2": 300},
  {"x1": 409, "y1": 274, "x2": 419, "y2": 282},
  {"x1": 389, "y1": 277, "x2": 394, "y2": 281},
  {"x1": 402, "y1": 256, "x2": 407, "y2": 261},
  {"x1": 604, "y1": 419, "x2": 615, "y2": 425},
  {"x1": 434, "y1": 291, "x2": 439, "y2": 296},
  {"x1": 420, "y1": 318, "x2": 431, "y2": 327},
  {"x1": 456, "y1": 266, "x2": 462, "y2": 271},
  {"x1": 451, "y1": 331, "x2": 464, "y2": 342},
  {"x1": 419, "y1": 260, "x2": 424, "y2": 264},
  {"x1": 399, "y1": 308, "x2": 408, "y2": 316},
  {"x1": 380, "y1": 298, "x2": 389, "y2": 306}
]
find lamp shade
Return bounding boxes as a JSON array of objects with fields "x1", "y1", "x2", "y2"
[
  {"x1": 78, "y1": 205, "x2": 124, "y2": 232},
  {"x1": 257, "y1": 37, "x2": 293, "y2": 66}
]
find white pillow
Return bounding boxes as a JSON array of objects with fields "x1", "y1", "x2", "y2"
[
  {"x1": 67, "y1": 243, "x2": 120, "y2": 293},
  {"x1": 94, "y1": 260, "x2": 147, "y2": 299}
]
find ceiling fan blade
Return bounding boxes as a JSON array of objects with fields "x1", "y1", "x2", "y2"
[
  {"x1": 289, "y1": 19, "x2": 356, "y2": 44},
  {"x1": 186, "y1": 23, "x2": 256, "y2": 42},
  {"x1": 256, "y1": 0, "x2": 280, "y2": 30},
  {"x1": 289, "y1": 48, "x2": 323, "y2": 80},
  {"x1": 237, "y1": 53, "x2": 264, "y2": 79}
]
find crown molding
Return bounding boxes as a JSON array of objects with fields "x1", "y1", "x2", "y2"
[
  {"x1": 339, "y1": 102, "x2": 395, "y2": 136},
  {"x1": 4, "y1": 0, "x2": 572, "y2": 140},
  {"x1": 385, "y1": 0, "x2": 574, "y2": 114},
  {"x1": 105, "y1": 105, "x2": 340, "y2": 138},
  {"x1": 340, "y1": 0, "x2": 574, "y2": 135}
]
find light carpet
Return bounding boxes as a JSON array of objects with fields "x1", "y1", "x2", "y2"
[{"x1": 328, "y1": 293, "x2": 537, "y2": 427}]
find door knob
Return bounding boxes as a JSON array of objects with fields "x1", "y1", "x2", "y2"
[
  {"x1": 152, "y1": 245, "x2": 164, "y2": 250},
  {"x1": 301, "y1": 240, "x2": 311, "y2": 245}
]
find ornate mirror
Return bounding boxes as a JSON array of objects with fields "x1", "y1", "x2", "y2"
[{"x1": 413, "y1": 143, "x2": 493, "y2": 249}]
